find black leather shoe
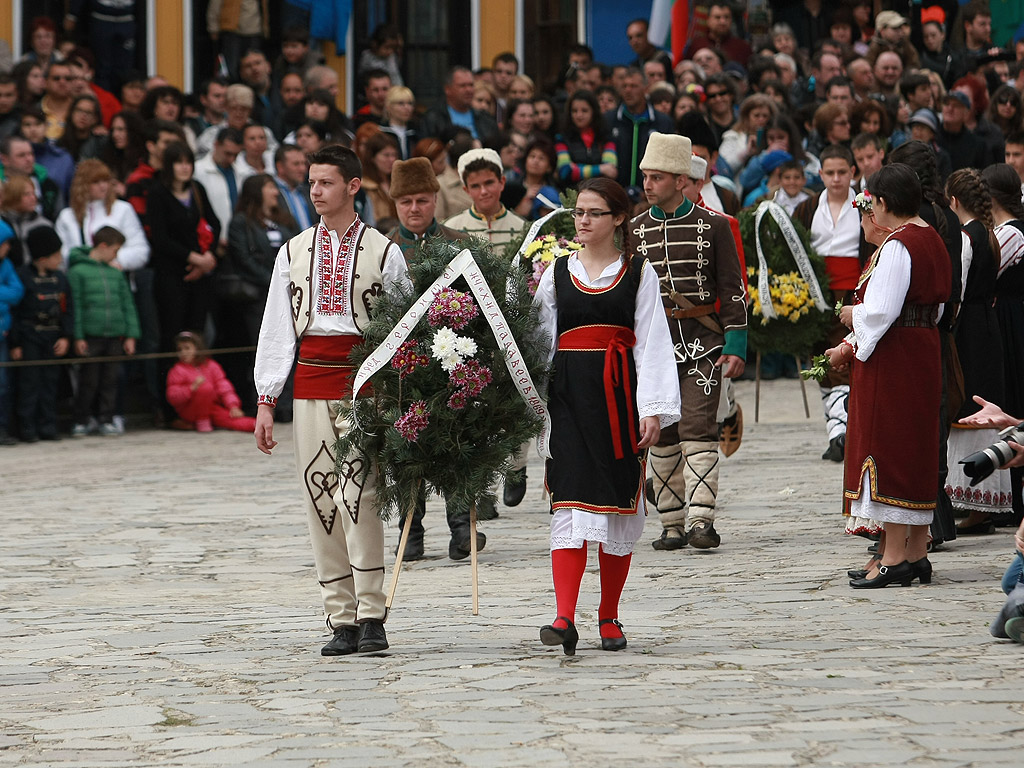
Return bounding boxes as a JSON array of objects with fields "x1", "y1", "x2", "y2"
[
  {"x1": 599, "y1": 618, "x2": 627, "y2": 651},
  {"x1": 321, "y1": 626, "x2": 359, "y2": 656},
  {"x1": 687, "y1": 522, "x2": 721, "y2": 549},
  {"x1": 910, "y1": 557, "x2": 932, "y2": 584},
  {"x1": 848, "y1": 554, "x2": 881, "y2": 579},
  {"x1": 448, "y1": 520, "x2": 486, "y2": 560},
  {"x1": 849, "y1": 561, "x2": 913, "y2": 589},
  {"x1": 652, "y1": 527, "x2": 687, "y2": 550},
  {"x1": 503, "y1": 468, "x2": 527, "y2": 507},
  {"x1": 956, "y1": 520, "x2": 995, "y2": 535},
  {"x1": 357, "y1": 620, "x2": 389, "y2": 653},
  {"x1": 539, "y1": 617, "x2": 579, "y2": 655},
  {"x1": 821, "y1": 435, "x2": 845, "y2": 462}
]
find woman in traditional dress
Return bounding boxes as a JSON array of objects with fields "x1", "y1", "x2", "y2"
[
  {"x1": 826, "y1": 163, "x2": 951, "y2": 588},
  {"x1": 945, "y1": 169, "x2": 1010, "y2": 534},
  {"x1": 533, "y1": 177, "x2": 679, "y2": 653},
  {"x1": 984, "y1": 164, "x2": 1024, "y2": 525}
]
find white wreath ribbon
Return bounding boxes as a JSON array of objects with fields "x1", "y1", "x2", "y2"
[
  {"x1": 753, "y1": 200, "x2": 829, "y2": 320},
  {"x1": 512, "y1": 205, "x2": 571, "y2": 265},
  {"x1": 352, "y1": 249, "x2": 552, "y2": 458}
]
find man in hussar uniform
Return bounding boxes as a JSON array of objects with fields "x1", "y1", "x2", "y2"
[
  {"x1": 632, "y1": 133, "x2": 747, "y2": 551},
  {"x1": 254, "y1": 145, "x2": 410, "y2": 656}
]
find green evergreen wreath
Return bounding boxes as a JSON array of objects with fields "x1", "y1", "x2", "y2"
[
  {"x1": 739, "y1": 208, "x2": 834, "y2": 357},
  {"x1": 335, "y1": 235, "x2": 548, "y2": 521}
]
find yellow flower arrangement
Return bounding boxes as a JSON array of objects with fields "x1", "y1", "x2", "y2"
[
  {"x1": 747, "y1": 270, "x2": 815, "y2": 325},
  {"x1": 525, "y1": 234, "x2": 582, "y2": 294}
]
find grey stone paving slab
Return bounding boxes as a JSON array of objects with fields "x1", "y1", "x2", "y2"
[{"x1": 1, "y1": 381, "x2": 1021, "y2": 767}]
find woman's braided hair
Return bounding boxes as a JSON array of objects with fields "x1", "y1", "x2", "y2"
[
  {"x1": 947, "y1": 167, "x2": 1001, "y2": 266},
  {"x1": 981, "y1": 164, "x2": 1024, "y2": 221}
]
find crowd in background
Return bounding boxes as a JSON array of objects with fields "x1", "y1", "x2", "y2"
[{"x1": 1, "y1": 0, "x2": 1024, "y2": 458}]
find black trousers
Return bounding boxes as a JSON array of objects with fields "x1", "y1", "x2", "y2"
[
  {"x1": 16, "y1": 333, "x2": 61, "y2": 437},
  {"x1": 75, "y1": 337, "x2": 123, "y2": 424}
]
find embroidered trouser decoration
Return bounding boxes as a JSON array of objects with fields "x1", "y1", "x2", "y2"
[
  {"x1": 681, "y1": 440, "x2": 720, "y2": 526},
  {"x1": 647, "y1": 443, "x2": 687, "y2": 529},
  {"x1": 820, "y1": 384, "x2": 849, "y2": 441}
]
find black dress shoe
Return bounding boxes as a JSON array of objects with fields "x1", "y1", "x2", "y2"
[
  {"x1": 849, "y1": 561, "x2": 913, "y2": 589},
  {"x1": 848, "y1": 554, "x2": 881, "y2": 579},
  {"x1": 652, "y1": 527, "x2": 687, "y2": 550},
  {"x1": 321, "y1": 626, "x2": 359, "y2": 656},
  {"x1": 956, "y1": 520, "x2": 995, "y2": 535},
  {"x1": 821, "y1": 435, "x2": 845, "y2": 462},
  {"x1": 357, "y1": 620, "x2": 389, "y2": 653},
  {"x1": 599, "y1": 618, "x2": 627, "y2": 651},
  {"x1": 503, "y1": 468, "x2": 527, "y2": 507},
  {"x1": 539, "y1": 617, "x2": 579, "y2": 655},
  {"x1": 910, "y1": 557, "x2": 932, "y2": 584}
]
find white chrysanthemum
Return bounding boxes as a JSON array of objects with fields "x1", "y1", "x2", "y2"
[
  {"x1": 431, "y1": 327, "x2": 458, "y2": 360},
  {"x1": 454, "y1": 335, "x2": 477, "y2": 357},
  {"x1": 439, "y1": 353, "x2": 462, "y2": 372}
]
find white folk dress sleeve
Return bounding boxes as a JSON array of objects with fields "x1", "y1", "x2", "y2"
[
  {"x1": 959, "y1": 229, "x2": 973, "y2": 302},
  {"x1": 254, "y1": 243, "x2": 298, "y2": 405},
  {"x1": 633, "y1": 260, "x2": 682, "y2": 427},
  {"x1": 850, "y1": 239, "x2": 911, "y2": 362}
]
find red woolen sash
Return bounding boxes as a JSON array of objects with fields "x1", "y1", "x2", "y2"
[
  {"x1": 558, "y1": 324, "x2": 638, "y2": 459},
  {"x1": 824, "y1": 256, "x2": 862, "y2": 292},
  {"x1": 294, "y1": 335, "x2": 362, "y2": 400}
]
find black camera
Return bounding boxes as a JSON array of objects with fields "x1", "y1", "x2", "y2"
[{"x1": 959, "y1": 422, "x2": 1024, "y2": 486}]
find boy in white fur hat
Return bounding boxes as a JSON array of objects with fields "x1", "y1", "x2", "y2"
[
  {"x1": 631, "y1": 132, "x2": 747, "y2": 551},
  {"x1": 443, "y1": 148, "x2": 526, "y2": 246}
]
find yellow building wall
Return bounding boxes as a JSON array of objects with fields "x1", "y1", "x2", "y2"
[
  {"x1": 479, "y1": 0, "x2": 516, "y2": 69},
  {"x1": 154, "y1": 0, "x2": 186, "y2": 89},
  {"x1": 0, "y1": 12, "x2": 11, "y2": 59},
  {"x1": 322, "y1": 42, "x2": 348, "y2": 112}
]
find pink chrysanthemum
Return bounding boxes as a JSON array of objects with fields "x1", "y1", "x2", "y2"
[
  {"x1": 427, "y1": 288, "x2": 479, "y2": 329},
  {"x1": 394, "y1": 400, "x2": 429, "y2": 441},
  {"x1": 390, "y1": 340, "x2": 430, "y2": 379}
]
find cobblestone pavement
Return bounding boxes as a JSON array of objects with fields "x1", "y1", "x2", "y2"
[{"x1": 1, "y1": 380, "x2": 1021, "y2": 768}]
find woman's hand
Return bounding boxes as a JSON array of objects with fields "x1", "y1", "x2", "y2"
[
  {"x1": 825, "y1": 343, "x2": 852, "y2": 372},
  {"x1": 191, "y1": 375, "x2": 206, "y2": 392},
  {"x1": 637, "y1": 416, "x2": 661, "y2": 450},
  {"x1": 599, "y1": 163, "x2": 618, "y2": 179},
  {"x1": 185, "y1": 251, "x2": 217, "y2": 281},
  {"x1": 839, "y1": 305, "x2": 855, "y2": 329}
]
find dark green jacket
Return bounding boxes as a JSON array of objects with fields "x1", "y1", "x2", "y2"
[{"x1": 67, "y1": 246, "x2": 140, "y2": 340}]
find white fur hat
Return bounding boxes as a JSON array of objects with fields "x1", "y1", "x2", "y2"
[
  {"x1": 457, "y1": 148, "x2": 504, "y2": 183},
  {"x1": 639, "y1": 132, "x2": 692, "y2": 176},
  {"x1": 688, "y1": 154, "x2": 708, "y2": 181}
]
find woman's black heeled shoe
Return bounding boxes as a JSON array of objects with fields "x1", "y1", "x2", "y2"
[
  {"x1": 599, "y1": 618, "x2": 627, "y2": 651},
  {"x1": 910, "y1": 557, "x2": 932, "y2": 584},
  {"x1": 540, "y1": 617, "x2": 579, "y2": 655},
  {"x1": 848, "y1": 554, "x2": 882, "y2": 580},
  {"x1": 849, "y1": 560, "x2": 913, "y2": 589}
]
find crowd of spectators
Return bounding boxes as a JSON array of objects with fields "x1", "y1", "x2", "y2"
[{"x1": 2, "y1": 1, "x2": 1024, "y2": 445}]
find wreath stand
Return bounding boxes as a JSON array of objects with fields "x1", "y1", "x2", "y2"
[
  {"x1": 753, "y1": 350, "x2": 811, "y2": 423},
  {"x1": 386, "y1": 484, "x2": 480, "y2": 616}
]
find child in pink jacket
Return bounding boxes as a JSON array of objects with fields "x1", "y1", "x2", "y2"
[{"x1": 166, "y1": 331, "x2": 255, "y2": 432}]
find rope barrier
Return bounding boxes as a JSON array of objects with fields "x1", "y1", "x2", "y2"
[{"x1": 0, "y1": 345, "x2": 257, "y2": 369}]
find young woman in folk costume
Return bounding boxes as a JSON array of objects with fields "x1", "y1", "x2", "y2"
[{"x1": 533, "y1": 177, "x2": 679, "y2": 653}]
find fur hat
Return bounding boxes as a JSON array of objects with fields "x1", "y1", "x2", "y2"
[
  {"x1": 640, "y1": 133, "x2": 692, "y2": 176},
  {"x1": 457, "y1": 148, "x2": 503, "y2": 183},
  {"x1": 389, "y1": 157, "x2": 440, "y2": 199},
  {"x1": 26, "y1": 226, "x2": 62, "y2": 260},
  {"x1": 687, "y1": 155, "x2": 708, "y2": 181}
]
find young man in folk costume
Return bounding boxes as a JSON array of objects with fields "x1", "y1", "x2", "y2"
[
  {"x1": 254, "y1": 145, "x2": 411, "y2": 656},
  {"x1": 793, "y1": 145, "x2": 870, "y2": 463},
  {"x1": 633, "y1": 133, "x2": 747, "y2": 551},
  {"x1": 384, "y1": 156, "x2": 487, "y2": 562},
  {"x1": 443, "y1": 147, "x2": 532, "y2": 510}
]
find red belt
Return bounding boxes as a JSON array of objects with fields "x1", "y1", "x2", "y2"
[
  {"x1": 294, "y1": 335, "x2": 362, "y2": 400},
  {"x1": 558, "y1": 324, "x2": 638, "y2": 459}
]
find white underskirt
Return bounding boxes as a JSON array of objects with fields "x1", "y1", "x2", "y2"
[
  {"x1": 550, "y1": 502, "x2": 648, "y2": 556},
  {"x1": 945, "y1": 427, "x2": 1014, "y2": 514},
  {"x1": 849, "y1": 472, "x2": 933, "y2": 526}
]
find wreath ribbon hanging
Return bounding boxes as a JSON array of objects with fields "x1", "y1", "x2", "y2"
[
  {"x1": 352, "y1": 249, "x2": 553, "y2": 458},
  {"x1": 753, "y1": 201, "x2": 829, "y2": 320}
]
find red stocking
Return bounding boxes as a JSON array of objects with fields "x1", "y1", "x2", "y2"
[
  {"x1": 550, "y1": 545, "x2": 588, "y2": 629},
  {"x1": 598, "y1": 545, "x2": 631, "y2": 638}
]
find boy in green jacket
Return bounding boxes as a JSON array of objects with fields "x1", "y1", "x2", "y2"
[{"x1": 68, "y1": 227, "x2": 139, "y2": 436}]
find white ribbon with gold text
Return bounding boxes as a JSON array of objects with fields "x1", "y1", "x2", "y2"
[{"x1": 352, "y1": 249, "x2": 552, "y2": 458}]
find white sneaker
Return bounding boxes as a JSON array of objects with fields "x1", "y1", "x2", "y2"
[
  {"x1": 98, "y1": 422, "x2": 120, "y2": 436},
  {"x1": 111, "y1": 415, "x2": 126, "y2": 434},
  {"x1": 71, "y1": 424, "x2": 89, "y2": 437}
]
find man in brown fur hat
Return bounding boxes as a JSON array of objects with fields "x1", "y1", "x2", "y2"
[{"x1": 385, "y1": 157, "x2": 486, "y2": 562}]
